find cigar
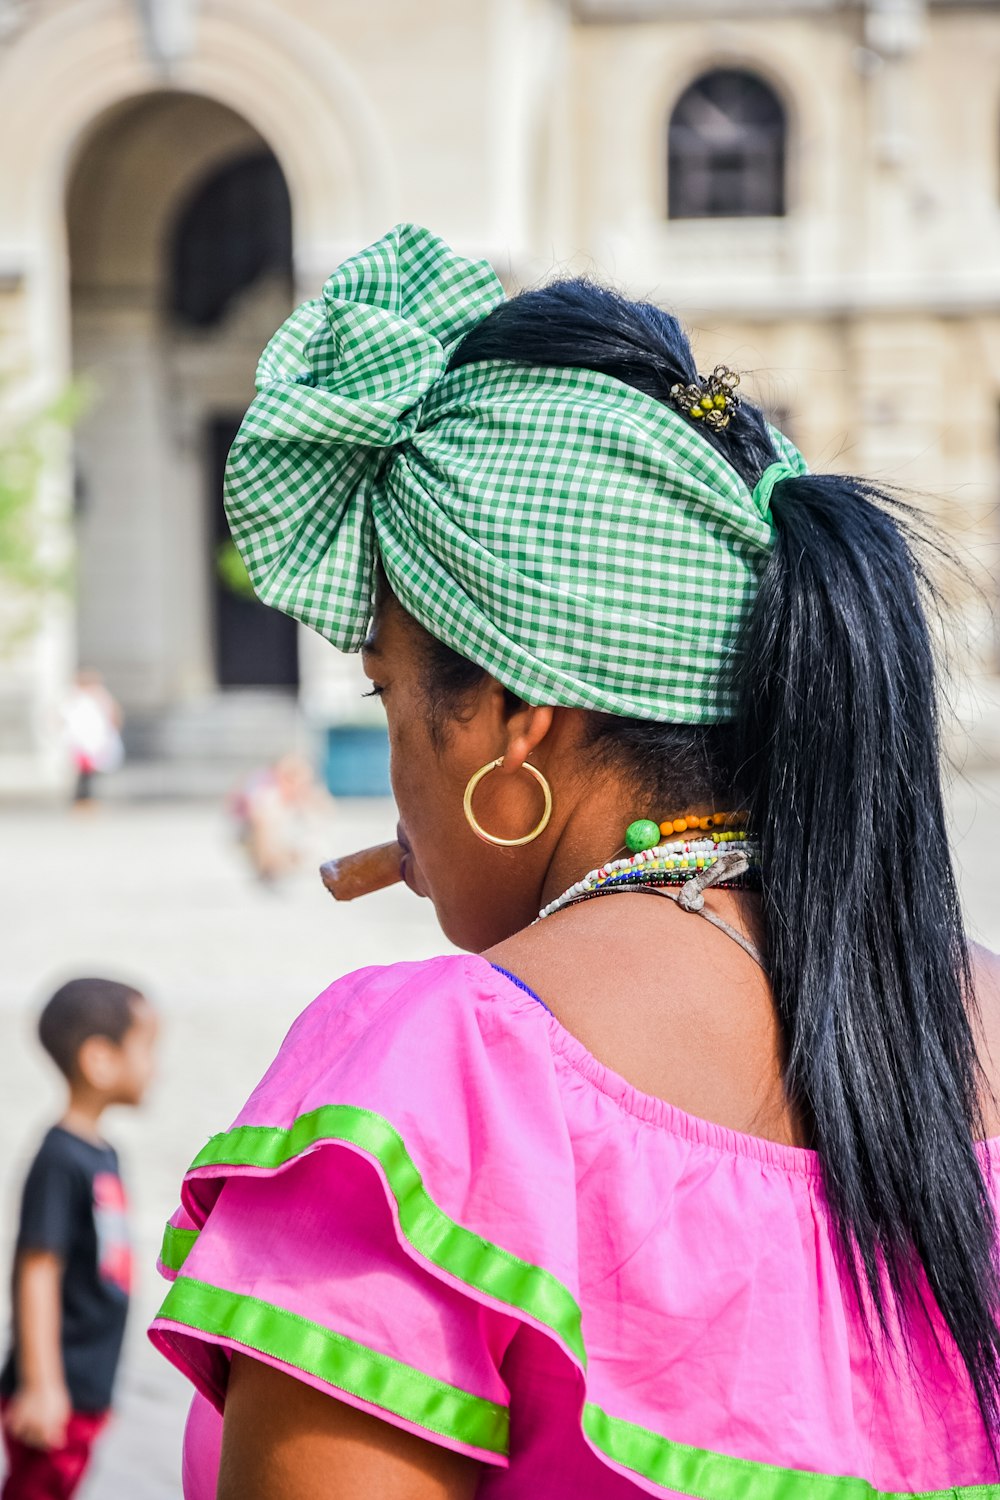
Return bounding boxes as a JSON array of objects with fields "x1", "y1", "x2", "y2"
[{"x1": 320, "y1": 841, "x2": 404, "y2": 901}]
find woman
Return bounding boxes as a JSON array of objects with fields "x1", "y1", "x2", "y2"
[{"x1": 150, "y1": 225, "x2": 1000, "y2": 1496}]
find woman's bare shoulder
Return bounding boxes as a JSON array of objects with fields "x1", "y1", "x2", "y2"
[
  {"x1": 482, "y1": 895, "x2": 793, "y2": 1139},
  {"x1": 485, "y1": 923, "x2": 1000, "y2": 1143},
  {"x1": 971, "y1": 941, "x2": 1000, "y2": 1019},
  {"x1": 968, "y1": 942, "x2": 1000, "y2": 1135},
  {"x1": 971, "y1": 941, "x2": 1000, "y2": 1033},
  {"x1": 972, "y1": 940, "x2": 1000, "y2": 982}
]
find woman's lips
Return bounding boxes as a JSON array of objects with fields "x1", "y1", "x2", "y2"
[
  {"x1": 396, "y1": 825, "x2": 427, "y2": 898},
  {"x1": 401, "y1": 854, "x2": 429, "y2": 898}
]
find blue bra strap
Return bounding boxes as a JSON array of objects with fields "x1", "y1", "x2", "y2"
[{"x1": 489, "y1": 963, "x2": 550, "y2": 1013}]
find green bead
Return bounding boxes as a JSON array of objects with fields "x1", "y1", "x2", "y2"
[{"x1": 625, "y1": 818, "x2": 660, "y2": 852}]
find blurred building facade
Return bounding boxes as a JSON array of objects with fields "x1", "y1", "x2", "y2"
[{"x1": 0, "y1": 0, "x2": 999, "y2": 794}]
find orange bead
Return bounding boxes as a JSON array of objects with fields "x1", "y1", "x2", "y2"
[
  {"x1": 712, "y1": 813, "x2": 726, "y2": 826},
  {"x1": 658, "y1": 821, "x2": 674, "y2": 836},
  {"x1": 685, "y1": 814, "x2": 700, "y2": 830},
  {"x1": 699, "y1": 816, "x2": 712, "y2": 831},
  {"x1": 672, "y1": 818, "x2": 687, "y2": 834}
]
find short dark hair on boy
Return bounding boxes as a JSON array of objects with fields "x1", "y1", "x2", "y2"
[{"x1": 38, "y1": 978, "x2": 142, "y2": 1079}]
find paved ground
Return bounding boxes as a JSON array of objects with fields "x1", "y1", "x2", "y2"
[
  {"x1": 0, "y1": 775, "x2": 998, "y2": 1498},
  {"x1": 0, "y1": 796, "x2": 450, "y2": 1499}
]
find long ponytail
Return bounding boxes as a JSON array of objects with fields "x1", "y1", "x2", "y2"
[{"x1": 736, "y1": 471, "x2": 1000, "y2": 1441}]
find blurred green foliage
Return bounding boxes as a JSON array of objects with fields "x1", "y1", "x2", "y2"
[
  {"x1": 0, "y1": 380, "x2": 89, "y2": 611},
  {"x1": 215, "y1": 537, "x2": 259, "y2": 600}
]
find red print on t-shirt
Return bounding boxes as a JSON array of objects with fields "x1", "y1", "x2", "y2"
[{"x1": 92, "y1": 1171, "x2": 132, "y2": 1295}]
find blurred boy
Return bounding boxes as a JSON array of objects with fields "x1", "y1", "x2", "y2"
[{"x1": 0, "y1": 979, "x2": 157, "y2": 1500}]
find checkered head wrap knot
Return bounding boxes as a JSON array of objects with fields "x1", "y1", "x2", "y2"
[{"x1": 225, "y1": 223, "x2": 808, "y2": 723}]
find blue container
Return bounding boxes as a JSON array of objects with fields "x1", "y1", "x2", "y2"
[{"x1": 323, "y1": 726, "x2": 392, "y2": 797}]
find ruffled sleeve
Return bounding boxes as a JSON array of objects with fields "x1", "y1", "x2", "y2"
[{"x1": 148, "y1": 955, "x2": 582, "y2": 1469}]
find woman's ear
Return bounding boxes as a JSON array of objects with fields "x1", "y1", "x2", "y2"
[{"x1": 500, "y1": 703, "x2": 556, "y2": 772}]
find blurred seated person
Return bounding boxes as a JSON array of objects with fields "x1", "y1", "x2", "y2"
[{"x1": 228, "y1": 754, "x2": 331, "y2": 885}]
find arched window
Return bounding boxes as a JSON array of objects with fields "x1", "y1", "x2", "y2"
[{"x1": 667, "y1": 69, "x2": 786, "y2": 220}]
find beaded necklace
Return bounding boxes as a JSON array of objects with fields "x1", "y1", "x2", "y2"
[{"x1": 537, "y1": 809, "x2": 760, "y2": 923}]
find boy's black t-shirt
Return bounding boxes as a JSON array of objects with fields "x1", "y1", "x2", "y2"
[{"x1": 1, "y1": 1126, "x2": 132, "y2": 1412}]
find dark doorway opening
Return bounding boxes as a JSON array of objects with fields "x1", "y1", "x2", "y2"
[
  {"x1": 170, "y1": 151, "x2": 293, "y2": 329},
  {"x1": 208, "y1": 415, "x2": 299, "y2": 689}
]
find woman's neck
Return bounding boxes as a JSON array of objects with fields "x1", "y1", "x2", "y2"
[{"x1": 537, "y1": 789, "x2": 725, "y2": 912}]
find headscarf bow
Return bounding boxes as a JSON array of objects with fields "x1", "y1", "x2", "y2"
[{"x1": 225, "y1": 223, "x2": 808, "y2": 722}]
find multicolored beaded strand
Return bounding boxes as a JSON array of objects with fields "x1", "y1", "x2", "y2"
[
  {"x1": 537, "y1": 829, "x2": 760, "y2": 922},
  {"x1": 623, "y1": 810, "x2": 746, "y2": 853}
]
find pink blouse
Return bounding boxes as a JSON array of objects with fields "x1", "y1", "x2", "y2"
[{"x1": 149, "y1": 955, "x2": 1000, "y2": 1496}]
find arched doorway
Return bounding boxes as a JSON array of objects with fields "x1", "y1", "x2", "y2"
[{"x1": 66, "y1": 91, "x2": 297, "y2": 757}]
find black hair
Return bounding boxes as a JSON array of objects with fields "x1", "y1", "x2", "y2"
[
  {"x1": 434, "y1": 278, "x2": 1000, "y2": 1444},
  {"x1": 38, "y1": 977, "x2": 143, "y2": 1079}
]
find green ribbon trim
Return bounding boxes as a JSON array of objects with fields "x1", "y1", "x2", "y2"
[
  {"x1": 175, "y1": 1106, "x2": 999, "y2": 1498},
  {"x1": 160, "y1": 1222, "x2": 198, "y2": 1273},
  {"x1": 188, "y1": 1103, "x2": 586, "y2": 1364},
  {"x1": 156, "y1": 1274, "x2": 509, "y2": 1456},
  {"x1": 582, "y1": 1404, "x2": 998, "y2": 1500}
]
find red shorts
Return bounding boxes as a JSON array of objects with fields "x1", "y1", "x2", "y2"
[{"x1": 1, "y1": 1407, "x2": 108, "y2": 1500}]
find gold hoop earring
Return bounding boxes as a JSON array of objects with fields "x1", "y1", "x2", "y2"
[{"x1": 463, "y1": 757, "x2": 553, "y2": 847}]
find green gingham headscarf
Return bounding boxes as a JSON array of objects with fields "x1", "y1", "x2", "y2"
[{"x1": 225, "y1": 223, "x2": 808, "y2": 722}]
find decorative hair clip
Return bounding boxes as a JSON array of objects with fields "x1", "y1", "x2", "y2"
[{"x1": 669, "y1": 365, "x2": 741, "y2": 432}]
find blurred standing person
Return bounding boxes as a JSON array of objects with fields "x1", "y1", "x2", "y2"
[
  {"x1": 62, "y1": 671, "x2": 123, "y2": 807},
  {"x1": 1, "y1": 979, "x2": 158, "y2": 1500}
]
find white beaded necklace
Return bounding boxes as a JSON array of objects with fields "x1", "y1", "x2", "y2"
[{"x1": 537, "y1": 831, "x2": 761, "y2": 922}]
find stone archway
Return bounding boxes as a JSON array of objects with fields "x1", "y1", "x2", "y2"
[
  {"x1": 0, "y1": 0, "x2": 393, "y2": 791},
  {"x1": 66, "y1": 90, "x2": 298, "y2": 757}
]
